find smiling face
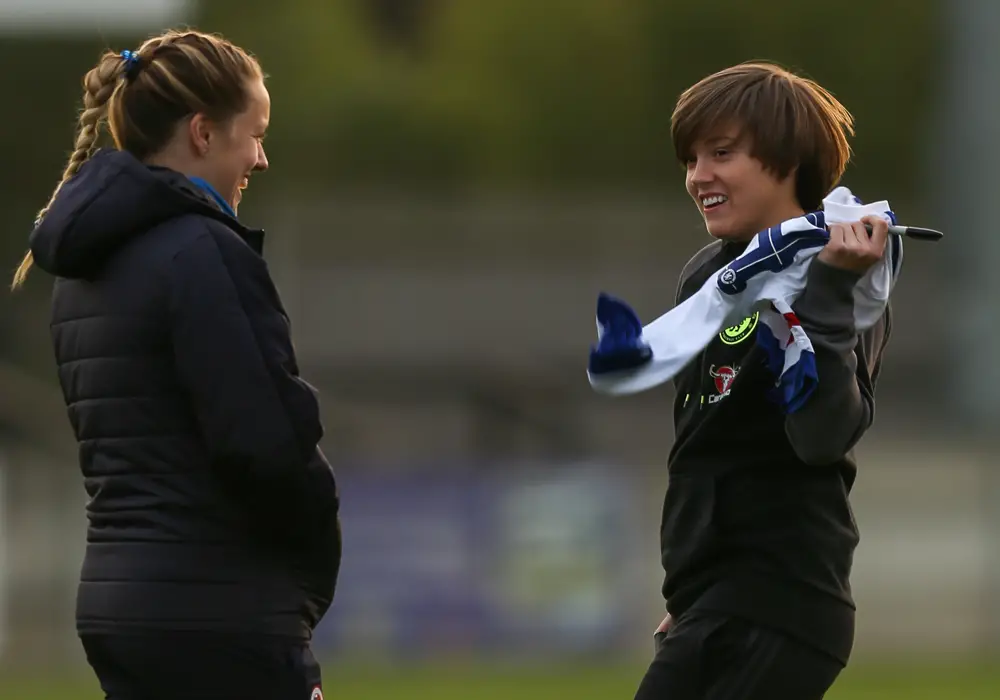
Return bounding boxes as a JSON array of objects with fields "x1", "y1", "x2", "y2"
[
  {"x1": 104, "y1": 31, "x2": 270, "y2": 215},
  {"x1": 201, "y1": 77, "x2": 270, "y2": 213},
  {"x1": 671, "y1": 62, "x2": 856, "y2": 239},
  {"x1": 683, "y1": 124, "x2": 803, "y2": 242}
]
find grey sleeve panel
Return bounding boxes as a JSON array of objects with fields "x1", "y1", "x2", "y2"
[
  {"x1": 784, "y1": 259, "x2": 891, "y2": 465},
  {"x1": 675, "y1": 240, "x2": 724, "y2": 305}
]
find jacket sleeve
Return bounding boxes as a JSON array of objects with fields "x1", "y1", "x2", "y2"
[
  {"x1": 784, "y1": 259, "x2": 891, "y2": 466},
  {"x1": 167, "y1": 228, "x2": 336, "y2": 521}
]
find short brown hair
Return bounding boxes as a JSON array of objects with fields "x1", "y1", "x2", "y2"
[
  {"x1": 671, "y1": 61, "x2": 854, "y2": 213},
  {"x1": 11, "y1": 28, "x2": 263, "y2": 290}
]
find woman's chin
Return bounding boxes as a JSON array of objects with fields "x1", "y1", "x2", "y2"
[
  {"x1": 706, "y1": 224, "x2": 739, "y2": 241},
  {"x1": 706, "y1": 220, "x2": 753, "y2": 242}
]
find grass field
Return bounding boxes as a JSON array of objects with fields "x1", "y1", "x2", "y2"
[{"x1": 2, "y1": 660, "x2": 999, "y2": 699}]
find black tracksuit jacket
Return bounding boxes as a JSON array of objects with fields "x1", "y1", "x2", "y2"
[{"x1": 660, "y1": 237, "x2": 892, "y2": 665}]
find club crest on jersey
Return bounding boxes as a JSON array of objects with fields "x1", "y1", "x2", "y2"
[
  {"x1": 719, "y1": 311, "x2": 759, "y2": 345},
  {"x1": 708, "y1": 364, "x2": 740, "y2": 403}
]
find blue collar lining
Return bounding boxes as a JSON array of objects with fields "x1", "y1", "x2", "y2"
[{"x1": 187, "y1": 176, "x2": 236, "y2": 218}]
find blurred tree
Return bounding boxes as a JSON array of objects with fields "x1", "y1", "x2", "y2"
[
  {"x1": 199, "y1": 1, "x2": 469, "y2": 186},
  {"x1": 358, "y1": 0, "x2": 438, "y2": 53},
  {"x1": 416, "y1": 0, "x2": 657, "y2": 187},
  {"x1": 2, "y1": 0, "x2": 941, "y2": 198}
]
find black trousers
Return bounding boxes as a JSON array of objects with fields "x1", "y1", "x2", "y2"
[
  {"x1": 81, "y1": 631, "x2": 324, "y2": 700},
  {"x1": 634, "y1": 612, "x2": 844, "y2": 700}
]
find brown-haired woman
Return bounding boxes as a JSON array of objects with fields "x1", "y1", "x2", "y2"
[{"x1": 636, "y1": 61, "x2": 893, "y2": 700}]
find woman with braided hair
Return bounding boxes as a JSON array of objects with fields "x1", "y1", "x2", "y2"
[{"x1": 12, "y1": 29, "x2": 339, "y2": 700}]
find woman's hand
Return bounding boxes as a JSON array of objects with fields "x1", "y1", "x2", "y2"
[{"x1": 817, "y1": 215, "x2": 889, "y2": 274}]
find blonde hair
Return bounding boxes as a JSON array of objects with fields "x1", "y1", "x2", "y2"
[
  {"x1": 11, "y1": 29, "x2": 262, "y2": 290},
  {"x1": 671, "y1": 61, "x2": 855, "y2": 212}
]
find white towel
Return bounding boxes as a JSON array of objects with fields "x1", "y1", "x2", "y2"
[{"x1": 587, "y1": 187, "x2": 902, "y2": 412}]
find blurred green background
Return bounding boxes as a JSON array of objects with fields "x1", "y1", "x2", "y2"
[{"x1": 1, "y1": 0, "x2": 998, "y2": 698}]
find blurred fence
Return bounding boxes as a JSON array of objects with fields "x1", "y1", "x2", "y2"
[{"x1": 1, "y1": 438, "x2": 995, "y2": 668}]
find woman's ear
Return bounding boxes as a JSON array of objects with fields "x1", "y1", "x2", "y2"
[{"x1": 187, "y1": 113, "x2": 212, "y2": 157}]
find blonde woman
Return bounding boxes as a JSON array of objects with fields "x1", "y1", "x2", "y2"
[{"x1": 13, "y1": 30, "x2": 339, "y2": 700}]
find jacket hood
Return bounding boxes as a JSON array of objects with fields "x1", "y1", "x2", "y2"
[{"x1": 28, "y1": 148, "x2": 254, "y2": 279}]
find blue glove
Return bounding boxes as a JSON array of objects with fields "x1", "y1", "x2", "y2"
[{"x1": 588, "y1": 292, "x2": 653, "y2": 375}]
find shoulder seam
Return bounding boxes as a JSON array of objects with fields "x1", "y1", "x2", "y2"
[
  {"x1": 166, "y1": 216, "x2": 229, "y2": 264},
  {"x1": 675, "y1": 240, "x2": 724, "y2": 305}
]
